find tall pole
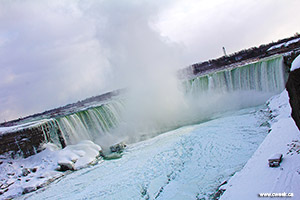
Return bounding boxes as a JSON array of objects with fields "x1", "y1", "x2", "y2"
[{"x1": 222, "y1": 47, "x2": 227, "y2": 57}]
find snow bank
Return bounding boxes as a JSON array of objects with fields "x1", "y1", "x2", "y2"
[
  {"x1": 0, "y1": 140, "x2": 102, "y2": 199},
  {"x1": 267, "y1": 43, "x2": 285, "y2": 51},
  {"x1": 285, "y1": 38, "x2": 300, "y2": 47},
  {"x1": 0, "y1": 119, "x2": 52, "y2": 134},
  {"x1": 56, "y1": 140, "x2": 102, "y2": 170},
  {"x1": 220, "y1": 90, "x2": 300, "y2": 200},
  {"x1": 267, "y1": 38, "x2": 300, "y2": 52},
  {"x1": 290, "y1": 54, "x2": 300, "y2": 71}
]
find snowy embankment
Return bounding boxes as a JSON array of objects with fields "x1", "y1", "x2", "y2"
[
  {"x1": 220, "y1": 90, "x2": 300, "y2": 200},
  {"x1": 0, "y1": 140, "x2": 102, "y2": 199},
  {"x1": 267, "y1": 38, "x2": 300, "y2": 51},
  {"x1": 0, "y1": 91, "x2": 297, "y2": 199}
]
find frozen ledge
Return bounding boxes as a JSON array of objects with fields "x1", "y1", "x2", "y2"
[{"x1": 220, "y1": 90, "x2": 300, "y2": 200}]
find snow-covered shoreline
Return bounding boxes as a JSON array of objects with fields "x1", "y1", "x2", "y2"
[
  {"x1": 0, "y1": 141, "x2": 102, "y2": 199},
  {"x1": 220, "y1": 90, "x2": 300, "y2": 200},
  {"x1": 0, "y1": 90, "x2": 297, "y2": 199}
]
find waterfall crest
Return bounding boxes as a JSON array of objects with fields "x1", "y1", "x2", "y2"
[
  {"x1": 55, "y1": 100, "x2": 125, "y2": 145},
  {"x1": 184, "y1": 55, "x2": 285, "y2": 95},
  {"x1": 55, "y1": 55, "x2": 286, "y2": 146}
]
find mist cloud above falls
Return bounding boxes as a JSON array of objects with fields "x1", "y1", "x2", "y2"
[
  {"x1": 0, "y1": 0, "x2": 182, "y2": 122},
  {"x1": 86, "y1": 1, "x2": 187, "y2": 135},
  {"x1": 87, "y1": 0, "x2": 184, "y2": 88}
]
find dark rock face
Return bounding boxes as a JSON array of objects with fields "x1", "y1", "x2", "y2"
[
  {"x1": 0, "y1": 126, "x2": 46, "y2": 158},
  {"x1": 0, "y1": 121, "x2": 66, "y2": 158},
  {"x1": 286, "y1": 68, "x2": 300, "y2": 131}
]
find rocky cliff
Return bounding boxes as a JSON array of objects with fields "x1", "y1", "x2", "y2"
[
  {"x1": 0, "y1": 121, "x2": 66, "y2": 158},
  {"x1": 286, "y1": 66, "x2": 300, "y2": 131}
]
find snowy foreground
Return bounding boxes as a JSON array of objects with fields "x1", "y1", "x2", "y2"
[
  {"x1": 0, "y1": 90, "x2": 298, "y2": 199},
  {"x1": 221, "y1": 90, "x2": 300, "y2": 200}
]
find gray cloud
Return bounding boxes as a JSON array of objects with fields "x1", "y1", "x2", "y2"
[
  {"x1": 0, "y1": 1, "x2": 109, "y2": 122},
  {"x1": 156, "y1": 0, "x2": 300, "y2": 64}
]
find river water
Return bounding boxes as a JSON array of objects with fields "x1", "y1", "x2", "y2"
[{"x1": 22, "y1": 105, "x2": 269, "y2": 200}]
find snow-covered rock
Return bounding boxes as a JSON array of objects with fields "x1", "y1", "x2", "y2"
[
  {"x1": 110, "y1": 142, "x2": 127, "y2": 153},
  {"x1": 56, "y1": 140, "x2": 102, "y2": 170},
  {"x1": 0, "y1": 140, "x2": 102, "y2": 199},
  {"x1": 290, "y1": 54, "x2": 300, "y2": 71}
]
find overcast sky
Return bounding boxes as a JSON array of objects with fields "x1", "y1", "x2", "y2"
[{"x1": 0, "y1": 0, "x2": 299, "y2": 122}]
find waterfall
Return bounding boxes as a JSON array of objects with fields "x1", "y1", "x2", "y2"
[
  {"x1": 54, "y1": 55, "x2": 286, "y2": 146},
  {"x1": 55, "y1": 100, "x2": 124, "y2": 145},
  {"x1": 3, "y1": 55, "x2": 286, "y2": 156},
  {"x1": 41, "y1": 119, "x2": 65, "y2": 148},
  {"x1": 184, "y1": 55, "x2": 285, "y2": 96}
]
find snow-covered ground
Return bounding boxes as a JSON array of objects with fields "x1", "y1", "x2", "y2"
[
  {"x1": 16, "y1": 105, "x2": 269, "y2": 200},
  {"x1": 220, "y1": 90, "x2": 300, "y2": 200},
  {"x1": 267, "y1": 38, "x2": 300, "y2": 52},
  {"x1": 0, "y1": 141, "x2": 102, "y2": 199},
  {"x1": 1, "y1": 89, "x2": 297, "y2": 200}
]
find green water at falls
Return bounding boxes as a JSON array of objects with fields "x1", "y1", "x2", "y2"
[
  {"x1": 44, "y1": 55, "x2": 286, "y2": 147},
  {"x1": 184, "y1": 55, "x2": 285, "y2": 95}
]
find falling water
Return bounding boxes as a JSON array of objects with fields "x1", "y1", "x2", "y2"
[
  {"x1": 16, "y1": 55, "x2": 286, "y2": 150},
  {"x1": 184, "y1": 55, "x2": 285, "y2": 95},
  {"x1": 56, "y1": 100, "x2": 125, "y2": 145}
]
